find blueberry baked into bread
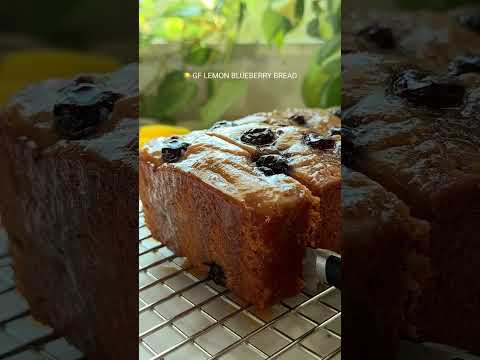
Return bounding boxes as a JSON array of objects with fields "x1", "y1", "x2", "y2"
[
  {"x1": 0, "y1": 65, "x2": 138, "y2": 359},
  {"x1": 343, "y1": 9, "x2": 480, "y2": 71},
  {"x1": 210, "y1": 108, "x2": 341, "y2": 251},
  {"x1": 140, "y1": 109, "x2": 340, "y2": 309},
  {"x1": 343, "y1": 4, "x2": 480, "y2": 354}
]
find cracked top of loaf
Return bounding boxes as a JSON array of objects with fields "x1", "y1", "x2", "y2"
[
  {"x1": 142, "y1": 109, "x2": 340, "y2": 205},
  {"x1": 141, "y1": 108, "x2": 341, "y2": 252},
  {"x1": 343, "y1": 49, "x2": 480, "y2": 218},
  {"x1": 342, "y1": 7, "x2": 480, "y2": 70},
  {"x1": 0, "y1": 64, "x2": 138, "y2": 168}
]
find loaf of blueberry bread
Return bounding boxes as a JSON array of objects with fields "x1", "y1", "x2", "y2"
[
  {"x1": 140, "y1": 109, "x2": 340, "y2": 308},
  {"x1": 0, "y1": 65, "x2": 138, "y2": 359},
  {"x1": 343, "y1": 5, "x2": 480, "y2": 353},
  {"x1": 208, "y1": 108, "x2": 341, "y2": 251},
  {"x1": 342, "y1": 166, "x2": 430, "y2": 359}
]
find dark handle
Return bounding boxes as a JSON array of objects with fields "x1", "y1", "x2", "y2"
[{"x1": 326, "y1": 255, "x2": 341, "y2": 289}]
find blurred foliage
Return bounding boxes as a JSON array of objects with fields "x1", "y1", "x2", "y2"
[
  {"x1": 303, "y1": 0, "x2": 340, "y2": 108},
  {"x1": 140, "y1": 0, "x2": 341, "y2": 125}
]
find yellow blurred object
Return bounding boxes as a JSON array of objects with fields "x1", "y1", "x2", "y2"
[
  {"x1": 0, "y1": 81, "x2": 29, "y2": 106},
  {"x1": 278, "y1": 0, "x2": 296, "y2": 21},
  {"x1": 0, "y1": 50, "x2": 120, "y2": 105},
  {"x1": 140, "y1": 124, "x2": 190, "y2": 148}
]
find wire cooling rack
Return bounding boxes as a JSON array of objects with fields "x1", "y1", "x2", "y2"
[
  {"x1": 139, "y1": 205, "x2": 341, "y2": 360},
  {"x1": 0, "y1": 227, "x2": 83, "y2": 360}
]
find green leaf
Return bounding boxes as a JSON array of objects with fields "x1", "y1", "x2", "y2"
[
  {"x1": 162, "y1": 3, "x2": 204, "y2": 17},
  {"x1": 153, "y1": 70, "x2": 198, "y2": 116},
  {"x1": 307, "y1": 18, "x2": 320, "y2": 38},
  {"x1": 184, "y1": 44, "x2": 215, "y2": 66},
  {"x1": 321, "y1": 72, "x2": 341, "y2": 107},
  {"x1": 295, "y1": 0, "x2": 305, "y2": 20},
  {"x1": 242, "y1": 0, "x2": 260, "y2": 11},
  {"x1": 152, "y1": 18, "x2": 185, "y2": 41},
  {"x1": 302, "y1": 63, "x2": 329, "y2": 107},
  {"x1": 321, "y1": 52, "x2": 341, "y2": 74},
  {"x1": 201, "y1": 80, "x2": 247, "y2": 124},
  {"x1": 303, "y1": 42, "x2": 341, "y2": 107},
  {"x1": 317, "y1": 12, "x2": 334, "y2": 39},
  {"x1": 315, "y1": 35, "x2": 340, "y2": 64},
  {"x1": 238, "y1": 1, "x2": 247, "y2": 27},
  {"x1": 312, "y1": 0, "x2": 322, "y2": 14},
  {"x1": 328, "y1": 0, "x2": 341, "y2": 12},
  {"x1": 262, "y1": 8, "x2": 293, "y2": 47},
  {"x1": 152, "y1": 16, "x2": 213, "y2": 42},
  {"x1": 329, "y1": 0, "x2": 341, "y2": 32}
]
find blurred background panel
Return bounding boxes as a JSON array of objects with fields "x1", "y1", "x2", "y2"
[
  {"x1": 0, "y1": 0, "x2": 137, "y2": 105},
  {"x1": 342, "y1": 0, "x2": 480, "y2": 358},
  {"x1": 0, "y1": 1, "x2": 139, "y2": 359},
  {"x1": 0, "y1": 0, "x2": 137, "y2": 58},
  {"x1": 139, "y1": 0, "x2": 341, "y2": 129}
]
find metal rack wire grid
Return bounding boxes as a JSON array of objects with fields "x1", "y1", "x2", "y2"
[
  {"x1": 0, "y1": 226, "x2": 84, "y2": 360},
  {"x1": 139, "y1": 205, "x2": 342, "y2": 360}
]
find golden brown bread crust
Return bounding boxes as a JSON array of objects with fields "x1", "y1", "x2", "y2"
[{"x1": 140, "y1": 109, "x2": 341, "y2": 308}]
